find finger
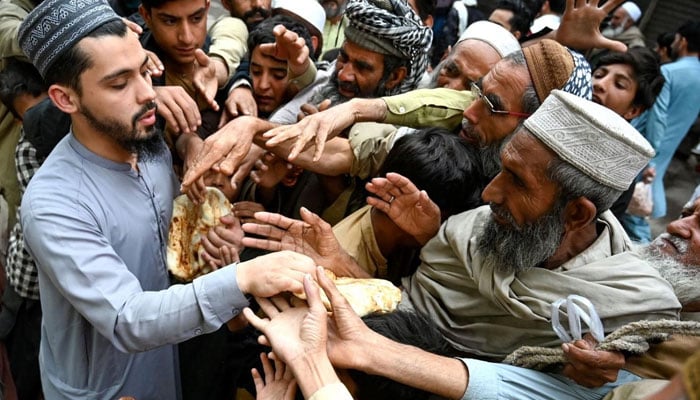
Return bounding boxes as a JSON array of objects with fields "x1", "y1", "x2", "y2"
[
  {"x1": 258, "y1": 334, "x2": 270, "y2": 347},
  {"x1": 270, "y1": 295, "x2": 292, "y2": 312},
  {"x1": 601, "y1": 0, "x2": 623, "y2": 13},
  {"x1": 260, "y1": 352, "x2": 274, "y2": 384},
  {"x1": 273, "y1": 354, "x2": 286, "y2": 381},
  {"x1": 366, "y1": 196, "x2": 391, "y2": 214},
  {"x1": 241, "y1": 237, "x2": 284, "y2": 252},
  {"x1": 242, "y1": 223, "x2": 287, "y2": 241},
  {"x1": 123, "y1": 17, "x2": 143, "y2": 35},
  {"x1": 251, "y1": 368, "x2": 264, "y2": 392},
  {"x1": 243, "y1": 307, "x2": 268, "y2": 331},
  {"x1": 594, "y1": 37, "x2": 628, "y2": 53},
  {"x1": 144, "y1": 50, "x2": 164, "y2": 75},
  {"x1": 316, "y1": 266, "x2": 350, "y2": 311},
  {"x1": 303, "y1": 273, "x2": 324, "y2": 314},
  {"x1": 256, "y1": 296, "x2": 281, "y2": 318}
]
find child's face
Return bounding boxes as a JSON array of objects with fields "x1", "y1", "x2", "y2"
[
  {"x1": 592, "y1": 63, "x2": 641, "y2": 121},
  {"x1": 250, "y1": 46, "x2": 290, "y2": 115}
]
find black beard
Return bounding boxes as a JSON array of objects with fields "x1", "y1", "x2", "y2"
[
  {"x1": 309, "y1": 69, "x2": 392, "y2": 107},
  {"x1": 477, "y1": 200, "x2": 566, "y2": 273},
  {"x1": 243, "y1": 7, "x2": 271, "y2": 28},
  {"x1": 80, "y1": 101, "x2": 165, "y2": 160}
]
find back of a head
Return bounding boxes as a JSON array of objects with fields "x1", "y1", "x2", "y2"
[
  {"x1": 350, "y1": 310, "x2": 455, "y2": 400},
  {"x1": 0, "y1": 58, "x2": 47, "y2": 119},
  {"x1": 678, "y1": 20, "x2": 700, "y2": 53},
  {"x1": 272, "y1": 0, "x2": 325, "y2": 60},
  {"x1": 656, "y1": 31, "x2": 676, "y2": 52},
  {"x1": 522, "y1": 39, "x2": 592, "y2": 103},
  {"x1": 248, "y1": 14, "x2": 313, "y2": 56},
  {"x1": 547, "y1": 0, "x2": 566, "y2": 15},
  {"x1": 493, "y1": 0, "x2": 535, "y2": 38},
  {"x1": 378, "y1": 128, "x2": 485, "y2": 218},
  {"x1": 596, "y1": 47, "x2": 664, "y2": 110},
  {"x1": 18, "y1": 0, "x2": 124, "y2": 90}
]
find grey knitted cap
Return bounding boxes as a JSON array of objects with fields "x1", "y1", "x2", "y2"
[{"x1": 18, "y1": 0, "x2": 121, "y2": 78}]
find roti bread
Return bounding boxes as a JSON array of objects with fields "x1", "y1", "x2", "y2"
[
  {"x1": 297, "y1": 269, "x2": 402, "y2": 316},
  {"x1": 167, "y1": 187, "x2": 232, "y2": 281}
]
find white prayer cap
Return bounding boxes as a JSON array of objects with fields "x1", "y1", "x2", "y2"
[
  {"x1": 524, "y1": 90, "x2": 655, "y2": 191},
  {"x1": 272, "y1": 0, "x2": 326, "y2": 38},
  {"x1": 458, "y1": 21, "x2": 520, "y2": 58},
  {"x1": 620, "y1": 2, "x2": 642, "y2": 23}
]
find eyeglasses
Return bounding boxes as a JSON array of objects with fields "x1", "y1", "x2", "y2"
[{"x1": 470, "y1": 82, "x2": 532, "y2": 118}]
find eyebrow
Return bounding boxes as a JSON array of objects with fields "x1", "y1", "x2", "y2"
[
  {"x1": 100, "y1": 56, "x2": 150, "y2": 83},
  {"x1": 155, "y1": 7, "x2": 206, "y2": 20}
]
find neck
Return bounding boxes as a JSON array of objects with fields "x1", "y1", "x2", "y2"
[
  {"x1": 71, "y1": 117, "x2": 138, "y2": 169},
  {"x1": 542, "y1": 222, "x2": 598, "y2": 270},
  {"x1": 329, "y1": 15, "x2": 343, "y2": 24},
  {"x1": 370, "y1": 208, "x2": 417, "y2": 257},
  {"x1": 164, "y1": 57, "x2": 194, "y2": 78}
]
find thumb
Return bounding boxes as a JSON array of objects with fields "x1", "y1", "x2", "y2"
[
  {"x1": 194, "y1": 48, "x2": 210, "y2": 66},
  {"x1": 318, "y1": 99, "x2": 332, "y2": 112},
  {"x1": 593, "y1": 37, "x2": 628, "y2": 53}
]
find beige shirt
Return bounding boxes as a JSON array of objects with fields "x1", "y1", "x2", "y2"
[
  {"x1": 333, "y1": 205, "x2": 387, "y2": 278},
  {"x1": 402, "y1": 205, "x2": 681, "y2": 359}
]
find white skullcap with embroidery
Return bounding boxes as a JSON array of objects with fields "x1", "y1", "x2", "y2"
[
  {"x1": 458, "y1": 21, "x2": 520, "y2": 57},
  {"x1": 524, "y1": 90, "x2": 655, "y2": 191}
]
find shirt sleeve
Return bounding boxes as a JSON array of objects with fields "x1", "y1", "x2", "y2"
[
  {"x1": 0, "y1": 3, "x2": 29, "y2": 68},
  {"x1": 208, "y1": 16, "x2": 249, "y2": 80},
  {"x1": 307, "y1": 383, "x2": 354, "y2": 400},
  {"x1": 14, "y1": 133, "x2": 41, "y2": 193},
  {"x1": 22, "y1": 199, "x2": 249, "y2": 353},
  {"x1": 382, "y1": 88, "x2": 474, "y2": 130},
  {"x1": 644, "y1": 66, "x2": 672, "y2": 162}
]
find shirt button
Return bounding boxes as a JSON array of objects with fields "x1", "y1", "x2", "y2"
[
  {"x1": 232, "y1": 308, "x2": 240, "y2": 315},
  {"x1": 194, "y1": 328, "x2": 202, "y2": 335},
  {"x1": 399, "y1": 106, "x2": 406, "y2": 113}
]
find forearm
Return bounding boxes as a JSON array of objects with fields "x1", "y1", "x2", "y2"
[
  {"x1": 211, "y1": 56, "x2": 230, "y2": 88},
  {"x1": 355, "y1": 332, "x2": 468, "y2": 399},
  {"x1": 289, "y1": 352, "x2": 344, "y2": 398},
  {"x1": 254, "y1": 135, "x2": 353, "y2": 176}
]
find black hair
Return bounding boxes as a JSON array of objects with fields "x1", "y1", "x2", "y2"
[
  {"x1": 247, "y1": 14, "x2": 313, "y2": 61},
  {"x1": 139, "y1": 0, "x2": 176, "y2": 11},
  {"x1": 44, "y1": 19, "x2": 128, "y2": 92},
  {"x1": 595, "y1": 47, "x2": 665, "y2": 110},
  {"x1": 547, "y1": 0, "x2": 566, "y2": 14},
  {"x1": 677, "y1": 20, "x2": 700, "y2": 53},
  {"x1": 493, "y1": 0, "x2": 535, "y2": 38},
  {"x1": 378, "y1": 127, "x2": 485, "y2": 219},
  {"x1": 412, "y1": 0, "x2": 435, "y2": 23},
  {"x1": 656, "y1": 31, "x2": 675, "y2": 54},
  {"x1": 349, "y1": 310, "x2": 456, "y2": 400},
  {"x1": 0, "y1": 58, "x2": 47, "y2": 119}
]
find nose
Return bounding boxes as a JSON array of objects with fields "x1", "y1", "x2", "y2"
[
  {"x1": 251, "y1": 0, "x2": 264, "y2": 8},
  {"x1": 258, "y1": 73, "x2": 271, "y2": 91},
  {"x1": 337, "y1": 63, "x2": 355, "y2": 84},
  {"x1": 481, "y1": 172, "x2": 504, "y2": 205},
  {"x1": 178, "y1": 22, "x2": 194, "y2": 45},
  {"x1": 593, "y1": 76, "x2": 608, "y2": 95},
  {"x1": 138, "y1": 71, "x2": 157, "y2": 104},
  {"x1": 667, "y1": 214, "x2": 695, "y2": 239},
  {"x1": 463, "y1": 100, "x2": 479, "y2": 123}
]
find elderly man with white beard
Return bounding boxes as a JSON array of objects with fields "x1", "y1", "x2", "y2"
[{"x1": 318, "y1": 90, "x2": 680, "y2": 400}]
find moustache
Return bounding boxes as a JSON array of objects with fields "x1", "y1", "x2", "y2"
[
  {"x1": 132, "y1": 101, "x2": 157, "y2": 125},
  {"x1": 243, "y1": 7, "x2": 270, "y2": 22}
]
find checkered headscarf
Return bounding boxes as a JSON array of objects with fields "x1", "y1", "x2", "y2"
[{"x1": 344, "y1": 0, "x2": 432, "y2": 95}]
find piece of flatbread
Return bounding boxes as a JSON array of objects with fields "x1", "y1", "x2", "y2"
[
  {"x1": 296, "y1": 269, "x2": 402, "y2": 316},
  {"x1": 167, "y1": 187, "x2": 232, "y2": 281}
]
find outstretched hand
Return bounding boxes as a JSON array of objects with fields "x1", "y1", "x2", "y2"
[
  {"x1": 252, "y1": 353, "x2": 297, "y2": 400},
  {"x1": 263, "y1": 100, "x2": 354, "y2": 161},
  {"x1": 241, "y1": 207, "x2": 366, "y2": 277},
  {"x1": 556, "y1": 0, "x2": 627, "y2": 52},
  {"x1": 258, "y1": 24, "x2": 310, "y2": 77},
  {"x1": 366, "y1": 172, "x2": 441, "y2": 245},
  {"x1": 193, "y1": 49, "x2": 221, "y2": 112}
]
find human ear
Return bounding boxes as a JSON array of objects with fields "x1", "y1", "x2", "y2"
[
  {"x1": 622, "y1": 104, "x2": 643, "y2": 121},
  {"x1": 383, "y1": 66, "x2": 408, "y2": 91},
  {"x1": 47, "y1": 84, "x2": 79, "y2": 114},
  {"x1": 562, "y1": 197, "x2": 597, "y2": 233}
]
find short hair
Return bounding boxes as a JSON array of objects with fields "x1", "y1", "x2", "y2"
[
  {"x1": 44, "y1": 19, "x2": 128, "y2": 92},
  {"x1": 595, "y1": 47, "x2": 664, "y2": 111},
  {"x1": 0, "y1": 58, "x2": 46, "y2": 119},
  {"x1": 493, "y1": 0, "x2": 535, "y2": 38},
  {"x1": 503, "y1": 51, "x2": 541, "y2": 114},
  {"x1": 378, "y1": 128, "x2": 485, "y2": 219},
  {"x1": 541, "y1": 129, "x2": 622, "y2": 216},
  {"x1": 247, "y1": 14, "x2": 313, "y2": 59},
  {"x1": 412, "y1": 0, "x2": 435, "y2": 23},
  {"x1": 656, "y1": 31, "x2": 675, "y2": 54},
  {"x1": 677, "y1": 20, "x2": 700, "y2": 53},
  {"x1": 139, "y1": 0, "x2": 178, "y2": 11},
  {"x1": 547, "y1": 0, "x2": 566, "y2": 14},
  {"x1": 350, "y1": 310, "x2": 456, "y2": 400}
]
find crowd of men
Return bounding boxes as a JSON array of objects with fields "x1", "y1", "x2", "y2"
[{"x1": 0, "y1": 0, "x2": 699, "y2": 399}]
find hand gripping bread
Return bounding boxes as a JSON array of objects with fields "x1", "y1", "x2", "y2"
[{"x1": 167, "y1": 187, "x2": 232, "y2": 281}]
